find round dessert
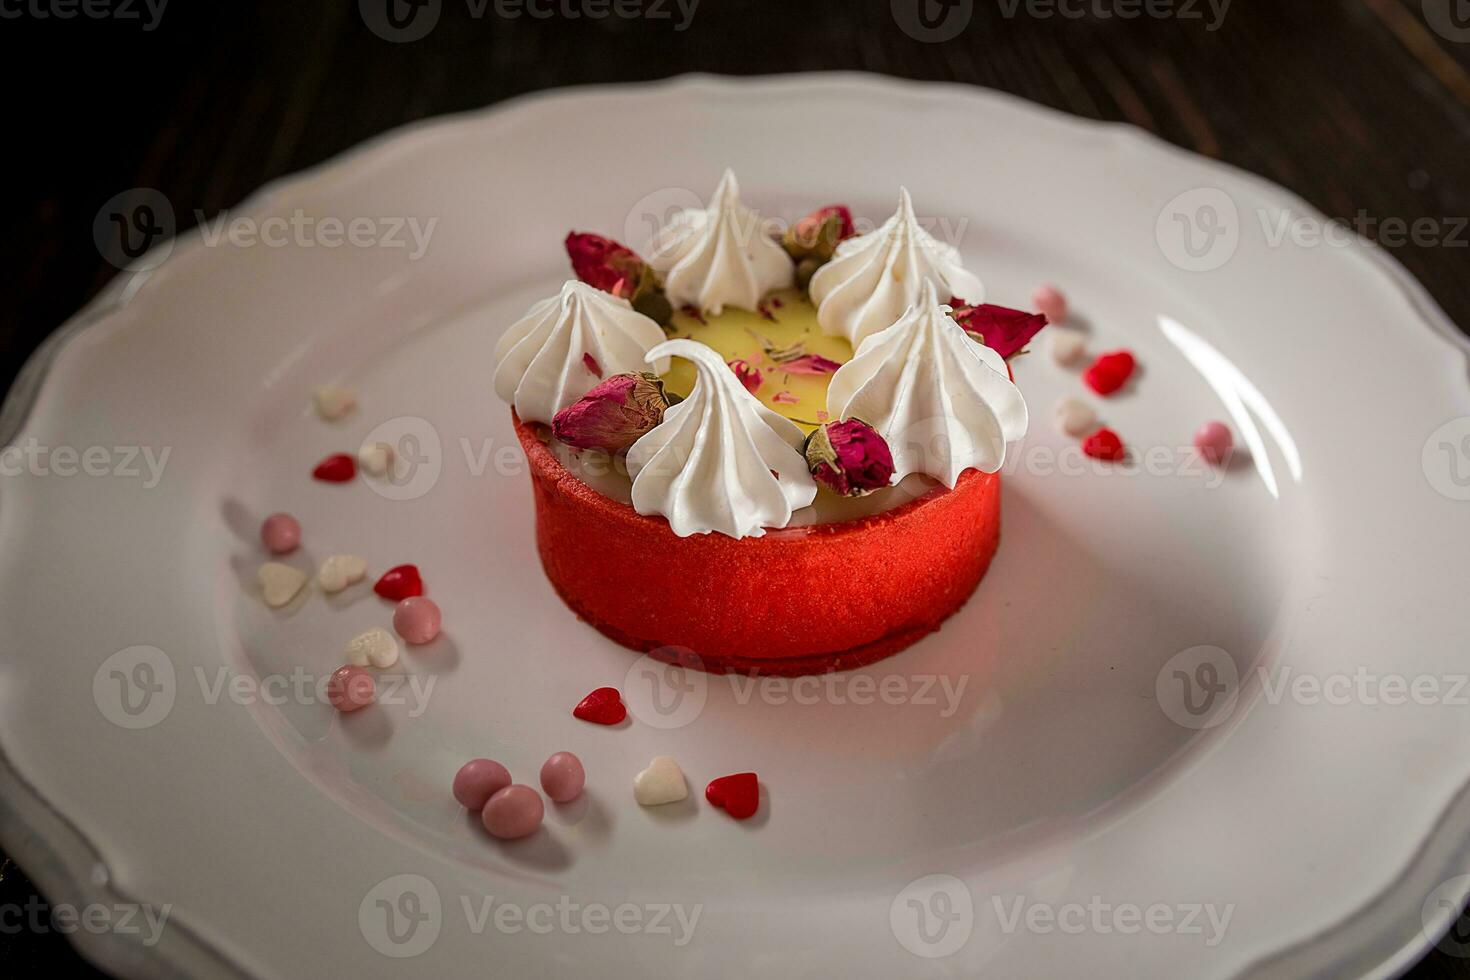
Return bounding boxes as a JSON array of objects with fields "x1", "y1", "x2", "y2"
[
  {"x1": 515, "y1": 413, "x2": 1000, "y2": 675},
  {"x1": 493, "y1": 171, "x2": 1045, "y2": 675}
]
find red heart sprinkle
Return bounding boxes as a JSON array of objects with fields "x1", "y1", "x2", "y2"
[
  {"x1": 373, "y1": 564, "x2": 423, "y2": 601},
  {"x1": 705, "y1": 773, "x2": 760, "y2": 820},
  {"x1": 573, "y1": 687, "x2": 626, "y2": 726},
  {"x1": 312, "y1": 453, "x2": 356, "y2": 482},
  {"x1": 1082, "y1": 427, "x2": 1127, "y2": 462},
  {"x1": 1083, "y1": 350, "x2": 1136, "y2": 396}
]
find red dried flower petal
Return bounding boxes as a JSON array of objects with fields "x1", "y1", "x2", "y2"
[
  {"x1": 781, "y1": 354, "x2": 842, "y2": 375},
  {"x1": 772, "y1": 390, "x2": 799, "y2": 405},
  {"x1": 583, "y1": 352, "x2": 602, "y2": 378},
  {"x1": 728, "y1": 359, "x2": 763, "y2": 395},
  {"x1": 948, "y1": 298, "x2": 1049, "y2": 360}
]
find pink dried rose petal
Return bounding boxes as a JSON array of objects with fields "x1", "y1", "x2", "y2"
[
  {"x1": 948, "y1": 297, "x2": 1049, "y2": 360},
  {"x1": 804, "y1": 419, "x2": 896, "y2": 496},
  {"x1": 728, "y1": 359, "x2": 763, "y2": 395},
  {"x1": 552, "y1": 372, "x2": 673, "y2": 453},
  {"x1": 772, "y1": 390, "x2": 800, "y2": 405},
  {"x1": 780, "y1": 353, "x2": 842, "y2": 376},
  {"x1": 582, "y1": 352, "x2": 602, "y2": 378}
]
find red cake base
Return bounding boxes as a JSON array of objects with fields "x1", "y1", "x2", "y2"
[{"x1": 514, "y1": 413, "x2": 1002, "y2": 676}]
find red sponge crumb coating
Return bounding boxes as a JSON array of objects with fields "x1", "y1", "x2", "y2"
[{"x1": 513, "y1": 413, "x2": 1001, "y2": 676}]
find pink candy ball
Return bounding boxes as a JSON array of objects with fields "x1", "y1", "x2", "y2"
[
  {"x1": 260, "y1": 513, "x2": 301, "y2": 554},
  {"x1": 453, "y1": 759, "x2": 513, "y2": 810},
  {"x1": 1033, "y1": 284, "x2": 1068, "y2": 325},
  {"x1": 1194, "y1": 421, "x2": 1234, "y2": 466},
  {"x1": 393, "y1": 596, "x2": 441, "y2": 645},
  {"x1": 327, "y1": 665, "x2": 375, "y2": 712},
  {"x1": 482, "y1": 784, "x2": 545, "y2": 840},
  {"x1": 539, "y1": 752, "x2": 586, "y2": 803}
]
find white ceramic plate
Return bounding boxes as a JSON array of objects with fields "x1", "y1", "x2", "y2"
[{"x1": 3, "y1": 74, "x2": 1470, "y2": 980}]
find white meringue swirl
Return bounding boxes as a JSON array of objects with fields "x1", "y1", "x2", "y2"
[
  {"x1": 493, "y1": 280, "x2": 669, "y2": 425},
  {"x1": 646, "y1": 169, "x2": 795, "y2": 315},
  {"x1": 826, "y1": 280, "x2": 1027, "y2": 487},
  {"x1": 809, "y1": 188, "x2": 985, "y2": 349},
  {"x1": 627, "y1": 339, "x2": 816, "y2": 539}
]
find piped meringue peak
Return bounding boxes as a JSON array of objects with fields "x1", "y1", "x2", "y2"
[
  {"x1": 494, "y1": 280, "x2": 670, "y2": 425},
  {"x1": 826, "y1": 280, "x2": 1028, "y2": 487},
  {"x1": 646, "y1": 170, "x2": 796, "y2": 316},
  {"x1": 809, "y1": 188, "x2": 985, "y2": 349},
  {"x1": 626, "y1": 339, "x2": 817, "y2": 539}
]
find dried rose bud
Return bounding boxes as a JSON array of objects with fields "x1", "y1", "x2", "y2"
[
  {"x1": 728, "y1": 359, "x2": 763, "y2": 395},
  {"x1": 948, "y1": 297, "x2": 1048, "y2": 360},
  {"x1": 782, "y1": 205, "x2": 856, "y2": 263},
  {"x1": 566, "y1": 232, "x2": 646, "y2": 298},
  {"x1": 804, "y1": 419, "x2": 896, "y2": 497},
  {"x1": 565, "y1": 232, "x2": 674, "y2": 327},
  {"x1": 552, "y1": 372, "x2": 673, "y2": 453}
]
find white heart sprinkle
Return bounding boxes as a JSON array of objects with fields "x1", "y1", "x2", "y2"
[
  {"x1": 345, "y1": 627, "x2": 399, "y2": 669},
  {"x1": 1048, "y1": 327, "x2": 1086, "y2": 365},
  {"x1": 313, "y1": 385, "x2": 357, "y2": 421},
  {"x1": 258, "y1": 562, "x2": 308, "y2": 608},
  {"x1": 318, "y1": 554, "x2": 368, "y2": 594},
  {"x1": 634, "y1": 756, "x2": 688, "y2": 807},
  {"x1": 358, "y1": 441, "x2": 394, "y2": 477},
  {"x1": 1053, "y1": 397, "x2": 1098, "y2": 438}
]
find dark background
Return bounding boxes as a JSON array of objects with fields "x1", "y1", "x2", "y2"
[{"x1": 3, "y1": 0, "x2": 1469, "y2": 975}]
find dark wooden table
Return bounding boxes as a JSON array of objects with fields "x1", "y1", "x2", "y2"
[{"x1": 3, "y1": 1, "x2": 1468, "y2": 975}]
